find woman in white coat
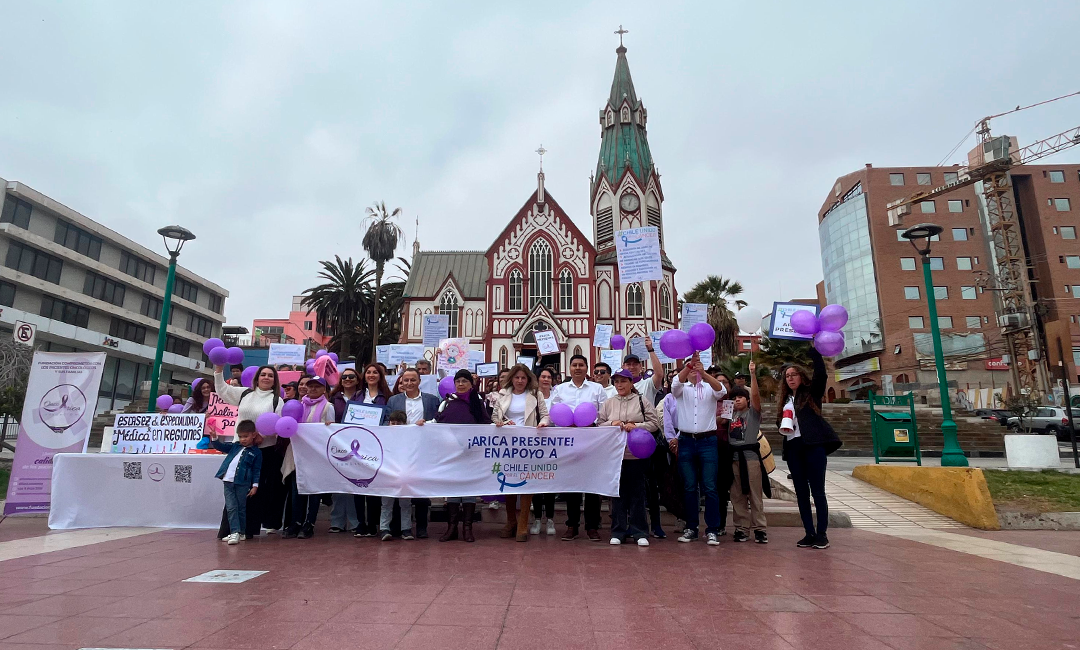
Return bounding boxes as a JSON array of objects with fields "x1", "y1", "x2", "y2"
[{"x1": 492, "y1": 364, "x2": 550, "y2": 542}]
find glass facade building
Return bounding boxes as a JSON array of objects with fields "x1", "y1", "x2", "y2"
[{"x1": 818, "y1": 184, "x2": 883, "y2": 361}]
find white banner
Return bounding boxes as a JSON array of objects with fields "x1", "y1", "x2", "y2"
[
  {"x1": 4, "y1": 351, "x2": 107, "y2": 516},
  {"x1": 614, "y1": 226, "x2": 663, "y2": 284},
  {"x1": 389, "y1": 344, "x2": 425, "y2": 366},
  {"x1": 534, "y1": 330, "x2": 559, "y2": 355},
  {"x1": 267, "y1": 343, "x2": 306, "y2": 366},
  {"x1": 293, "y1": 423, "x2": 625, "y2": 498},
  {"x1": 111, "y1": 413, "x2": 207, "y2": 454}
]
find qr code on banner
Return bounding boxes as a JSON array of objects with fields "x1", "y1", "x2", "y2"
[
  {"x1": 174, "y1": 465, "x2": 192, "y2": 483},
  {"x1": 123, "y1": 461, "x2": 142, "y2": 480}
]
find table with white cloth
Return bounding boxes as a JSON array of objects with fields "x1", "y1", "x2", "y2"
[{"x1": 49, "y1": 453, "x2": 225, "y2": 530}]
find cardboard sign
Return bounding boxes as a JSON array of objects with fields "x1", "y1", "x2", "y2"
[
  {"x1": 680, "y1": 303, "x2": 708, "y2": 331},
  {"x1": 267, "y1": 343, "x2": 306, "y2": 366},
  {"x1": 344, "y1": 403, "x2": 388, "y2": 426},
  {"x1": 592, "y1": 324, "x2": 613, "y2": 349},
  {"x1": 422, "y1": 315, "x2": 450, "y2": 347},
  {"x1": 534, "y1": 330, "x2": 559, "y2": 355},
  {"x1": 719, "y1": 400, "x2": 734, "y2": 420},
  {"x1": 476, "y1": 362, "x2": 499, "y2": 378},
  {"x1": 206, "y1": 393, "x2": 238, "y2": 438},
  {"x1": 614, "y1": 226, "x2": 663, "y2": 284},
  {"x1": 111, "y1": 413, "x2": 207, "y2": 454},
  {"x1": 768, "y1": 302, "x2": 820, "y2": 342}
]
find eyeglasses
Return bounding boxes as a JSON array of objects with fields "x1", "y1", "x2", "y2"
[
  {"x1": 342, "y1": 375, "x2": 358, "y2": 381},
  {"x1": 595, "y1": 369, "x2": 609, "y2": 375}
]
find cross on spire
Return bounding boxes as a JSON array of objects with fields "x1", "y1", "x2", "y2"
[
  {"x1": 615, "y1": 25, "x2": 628, "y2": 48},
  {"x1": 535, "y1": 144, "x2": 547, "y2": 171}
]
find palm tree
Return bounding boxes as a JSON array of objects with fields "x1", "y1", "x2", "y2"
[
  {"x1": 300, "y1": 256, "x2": 374, "y2": 360},
  {"x1": 362, "y1": 202, "x2": 404, "y2": 360},
  {"x1": 756, "y1": 336, "x2": 814, "y2": 372},
  {"x1": 682, "y1": 275, "x2": 747, "y2": 358}
]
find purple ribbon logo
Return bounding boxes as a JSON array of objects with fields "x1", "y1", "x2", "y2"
[
  {"x1": 332, "y1": 439, "x2": 364, "y2": 462},
  {"x1": 326, "y1": 427, "x2": 383, "y2": 488}
]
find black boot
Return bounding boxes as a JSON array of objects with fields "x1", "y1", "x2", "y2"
[
  {"x1": 462, "y1": 503, "x2": 476, "y2": 543},
  {"x1": 438, "y1": 503, "x2": 460, "y2": 542},
  {"x1": 297, "y1": 522, "x2": 314, "y2": 539}
]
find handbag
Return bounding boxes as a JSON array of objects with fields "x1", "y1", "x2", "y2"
[{"x1": 757, "y1": 431, "x2": 775, "y2": 474}]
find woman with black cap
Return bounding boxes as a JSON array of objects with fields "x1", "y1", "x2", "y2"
[{"x1": 434, "y1": 369, "x2": 491, "y2": 542}]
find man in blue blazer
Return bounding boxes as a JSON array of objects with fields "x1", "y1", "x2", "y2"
[{"x1": 385, "y1": 368, "x2": 441, "y2": 537}]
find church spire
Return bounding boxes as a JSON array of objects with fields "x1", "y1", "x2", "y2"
[
  {"x1": 412, "y1": 216, "x2": 420, "y2": 259},
  {"x1": 596, "y1": 28, "x2": 654, "y2": 188}
]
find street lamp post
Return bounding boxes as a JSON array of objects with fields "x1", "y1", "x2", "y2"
[
  {"x1": 147, "y1": 226, "x2": 196, "y2": 409},
  {"x1": 902, "y1": 223, "x2": 968, "y2": 467}
]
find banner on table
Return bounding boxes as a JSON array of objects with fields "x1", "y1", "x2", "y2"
[
  {"x1": 3, "y1": 351, "x2": 107, "y2": 516},
  {"x1": 110, "y1": 413, "x2": 207, "y2": 454},
  {"x1": 768, "y1": 302, "x2": 819, "y2": 341},
  {"x1": 267, "y1": 343, "x2": 306, "y2": 366},
  {"x1": 206, "y1": 393, "x2": 238, "y2": 438},
  {"x1": 422, "y1": 314, "x2": 450, "y2": 347},
  {"x1": 613, "y1": 226, "x2": 663, "y2": 284},
  {"x1": 592, "y1": 324, "x2": 612, "y2": 349},
  {"x1": 680, "y1": 303, "x2": 708, "y2": 331},
  {"x1": 438, "y1": 338, "x2": 470, "y2": 373},
  {"x1": 293, "y1": 423, "x2": 625, "y2": 498}
]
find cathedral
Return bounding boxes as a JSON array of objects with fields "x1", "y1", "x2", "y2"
[{"x1": 399, "y1": 39, "x2": 677, "y2": 370}]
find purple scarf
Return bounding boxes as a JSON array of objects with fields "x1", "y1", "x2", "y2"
[{"x1": 301, "y1": 395, "x2": 328, "y2": 423}]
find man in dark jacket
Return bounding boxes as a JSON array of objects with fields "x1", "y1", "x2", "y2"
[{"x1": 385, "y1": 368, "x2": 441, "y2": 536}]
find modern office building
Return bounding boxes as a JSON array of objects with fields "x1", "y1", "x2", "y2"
[
  {"x1": 0, "y1": 178, "x2": 229, "y2": 412},
  {"x1": 817, "y1": 158, "x2": 1080, "y2": 401}
]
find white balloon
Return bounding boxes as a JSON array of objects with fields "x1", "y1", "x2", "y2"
[{"x1": 736, "y1": 306, "x2": 764, "y2": 334}]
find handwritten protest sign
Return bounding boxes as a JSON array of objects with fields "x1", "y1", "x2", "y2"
[
  {"x1": 111, "y1": 413, "x2": 207, "y2": 454},
  {"x1": 422, "y1": 315, "x2": 450, "y2": 347},
  {"x1": 614, "y1": 226, "x2": 663, "y2": 284},
  {"x1": 438, "y1": 338, "x2": 471, "y2": 373},
  {"x1": 206, "y1": 393, "x2": 238, "y2": 438}
]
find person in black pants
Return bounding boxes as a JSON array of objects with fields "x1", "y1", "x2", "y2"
[{"x1": 777, "y1": 347, "x2": 842, "y2": 549}]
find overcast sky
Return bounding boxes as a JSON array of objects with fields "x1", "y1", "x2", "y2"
[{"x1": 2, "y1": 1, "x2": 1079, "y2": 330}]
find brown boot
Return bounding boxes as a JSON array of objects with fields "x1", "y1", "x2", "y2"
[
  {"x1": 516, "y1": 495, "x2": 532, "y2": 542},
  {"x1": 438, "y1": 503, "x2": 460, "y2": 542},
  {"x1": 500, "y1": 497, "x2": 518, "y2": 538},
  {"x1": 462, "y1": 502, "x2": 476, "y2": 543}
]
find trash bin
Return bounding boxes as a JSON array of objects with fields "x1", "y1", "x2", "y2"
[{"x1": 869, "y1": 391, "x2": 921, "y2": 465}]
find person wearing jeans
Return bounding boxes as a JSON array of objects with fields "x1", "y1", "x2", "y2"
[
  {"x1": 551, "y1": 355, "x2": 607, "y2": 541},
  {"x1": 668, "y1": 353, "x2": 727, "y2": 545}
]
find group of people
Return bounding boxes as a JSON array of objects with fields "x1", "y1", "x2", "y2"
[{"x1": 196, "y1": 338, "x2": 840, "y2": 550}]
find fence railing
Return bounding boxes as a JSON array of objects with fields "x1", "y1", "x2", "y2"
[{"x1": 0, "y1": 415, "x2": 18, "y2": 452}]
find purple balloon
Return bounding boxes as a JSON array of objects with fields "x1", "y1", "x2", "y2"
[
  {"x1": 573, "y1": 402, "x2": 598, "y2": 428},
  {"x1": 817, "y1": 304, "x2": 849, "y2": 333},
  {"x1": 438, "y1": 375, "x2": 456, "y2": 399},
  {"x1": 659, "y1": 329, "x2": 694, "y2": 360},
  {"x1": 241, "y1": 366, "x2": 257, "y2": 388},
  {"x1": 167, "y1": 403, "x2": 184, "y2": 413},
  {"x1": 225, "y1": 347, "x2": 245, "y2": 366},
  {"x1": 688, "y1": 323, "x2": 716, "y2": 352},
  {"x1": 208, "y1": 346, "x2": 230, "y2": 366},
  {"x1": 275, "y1": 416, "x2": 298, "y2": 439},
  {"x1": 328, "y1": 352, "x2": 339, "y2": 363},
  {"x1": 790, "y1": 309, "x2": 820, "y2": 336},
  {"x1": 281, "y1": 400, "x2": 304, "y2": 420},
  {"x1": 305, "y1": 360, "x2": 316, "y2": 375},
  {"x1": 549, "y1": 403, "x2": 574, "y2": 427},
  {"x1": 155, "y1": 394, "x2": 174, "y2": 411},
  {"x1": 610, "y1": 334, "x2": 626, "y2": 350},
  {"x1": 315, "y1": 349, "x2": 328, "y2": 359},
  {"x1": 191, "y1": 377, "x2": 202, "y2": 391},
  {"x1": 627, "y1": 428, "x2": 657, "y2": 459},
  {"x1": 814, "y1": 330, "x2": 845, "y2": 357},
  {"x1": 255, "y1": 412, "x2": 280, "y2": 436},
  {"x1": 202, "y1": 338, "x2": 224, "y2": 355}
]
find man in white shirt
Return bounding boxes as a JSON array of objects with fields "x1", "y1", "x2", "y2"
[
  {"x1": 551, "y1": 354, "x2": 607, "y2": 541},
  {"x1": 386, "y1": 368, "x2": 441, "y2": 538},
  {"x1": 670, "y1": 352, "x2": 728, "y2": 545},
  {"x1": 622, "y1": 336, "x2": 665, "y2": 406},
  {"x1": 593, "y1": 362, "x2": 617, "y2": 400}
]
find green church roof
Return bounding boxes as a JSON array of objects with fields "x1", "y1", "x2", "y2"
[{"x1": 596, "y1": 46, "x2": 654, "y2": 187}]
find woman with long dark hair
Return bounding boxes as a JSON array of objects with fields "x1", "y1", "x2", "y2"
[
  {"x1": 435, "y1": 369, "x2": 490, "y2": 543},
  {"x1": 332, "y1": 363, "x2": 392, "y2": 535},
  {"x1": 529, "y1": 366, "x2": 559, "y2": 536},
  {"x1": 776, "y1": 347, "x2": 842, "y2": 549},
  {"x1": 213, "y1": 364, "x2": 285, "y2": 538},
  {"x1": 183, "y1": 378, "x2": 215, "y2": 413}
]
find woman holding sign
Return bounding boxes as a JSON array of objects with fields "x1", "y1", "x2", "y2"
[
  {"x1": 492, "y1": 364, "x2": 550, "y2": 542},
  {"x1": 335, "y1": 364, "x2": 391, "y2": 535},
  {"x1": 213, "y1": 364, "x2": 285, "y2": 539}
]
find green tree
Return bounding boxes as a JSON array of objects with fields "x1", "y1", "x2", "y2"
[
  {"x1": 681, "y1": 275, "x2": 746, "y2": 358},
  {"x1": 362, "y1": 202, "x2": 404, "y2": 361},
  {"x1": 756, "y1": 336, "x2": 814, "y2": 372},
  {"x1": 301, "y1": 256, "x2": 374, "y2": 360}
]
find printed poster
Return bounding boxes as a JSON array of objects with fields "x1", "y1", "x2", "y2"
[
  {"x1": 768, "y1": 302, "x2": 820, "y2": 342},
  {"x1": 110, "y1": 413, "x2": 207, "y2": 454},
  {"x1": 613, "y1": 226, "x2": 663, "y2": 284},
  {"x1": 648, "y1": 332, "x2": 674, "y2": 363},
  {"x1": 388, "y1": 344, "x2": 425, "y2": 366},
  {"x1": 3, "y1": 351, "x2": 107, "y2": 515},
  {"x1": 267, "y1": 343, "x2": 306, "y2": 366},
  {"x1": 534, "y1": 330, "x2": 559, "y2": 356},
  {"x1": 592, "y1": 324, "x2": 613, "y2": 349},
  {"x1": 468, "y1": 350, "x2": 487, "y2": 372},
  {"x1": 422, "y1": 314, "x2": 450, "y2": 347},
  {"x1": 600, "y1": 349, "x2": 624, "y2": 369},
  {"x1": 680, "y1": 303, "x2": 708, "y2": 331},
  {"x1": 376, "y1": 345, "x2": 392, "y2": 365}
]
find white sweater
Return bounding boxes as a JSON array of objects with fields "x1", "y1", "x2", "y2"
[{"x1": 214, "y1": 371, "x2": 284, "y2": 447}]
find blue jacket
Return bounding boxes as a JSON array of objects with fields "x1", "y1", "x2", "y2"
[
  {"x1": 386, "y1": 391, "x2": 441, "y2": 422},
  {"x1": 212, "y1": 440, "x2": 263, "y2": 487}
]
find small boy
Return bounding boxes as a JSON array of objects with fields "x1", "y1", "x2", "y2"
[
  {"x1": 379, "y1": 410, "x2": 412, "y2": 541},
  {"x1": 210, "y1": 420, "x2": 263, "y2": 545},
  {"x1": 728, "y1": 361, "x2": 770, "y2": 544}
]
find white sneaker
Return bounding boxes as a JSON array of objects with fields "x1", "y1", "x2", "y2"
[
  {"x1": 226, "y1": 533, "x2": 240, "y2": 545},
  {"x1": 264, "y1": 528, "x2": 279, "y2": 535},
  {"x1": 609, "y1": 537, "x2": 622, "y2": 545},
  {"x1": 545, "y1": 519, "x2": 556, "y2": 536},
  {"x1": 529, "y1": 519, "x2": 540, "y2": 535},
  {"x1": 637, "y1": 538, "x2": 650, "y2": 547},
  {"x1": 706, "y1": 532, "x2": 720, "y2": 546}
]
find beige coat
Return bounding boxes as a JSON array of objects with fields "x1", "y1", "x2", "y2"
[
  {"x1": 599, "y1": 391, "x2": 660, "y2": 459},
  {"x1": 491, "y1": 389, "x2": 551, "y2": 427}
]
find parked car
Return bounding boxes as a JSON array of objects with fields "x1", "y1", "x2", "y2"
[
  {"x1": 1005, "y1": 407, "x2": 1078, "y2": 440},
  {"x1": 985, "y1": 409, "x2": 1014, "y2": 427}
]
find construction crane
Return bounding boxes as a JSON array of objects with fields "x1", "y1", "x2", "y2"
[{"x1": 887, "y1": 93, "x2": 1080, "y2": 397}]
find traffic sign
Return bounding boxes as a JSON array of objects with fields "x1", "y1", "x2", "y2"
[{"x1": 13, "y1": 320, "x2": 36, "y2": 347}]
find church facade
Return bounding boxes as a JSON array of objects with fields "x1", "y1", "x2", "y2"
[{"x1": 400, "y1": 42, "x2": 677, "y2": 370}]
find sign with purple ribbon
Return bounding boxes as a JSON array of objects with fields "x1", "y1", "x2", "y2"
[{"x1": 325, "y1": 426, "x2": 384, "y2": 488}]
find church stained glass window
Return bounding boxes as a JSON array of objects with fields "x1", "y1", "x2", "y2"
[
  {"x1": 659, "y1": 284, "x2": 671, "y2": 321},
  {"x1": 559, "y1": 270, "x2": 574, "y2": 311},
  {"x1": 626, "y1": 284, "x2": 643, "y2": 317},
  {"x1": 440, "y1": 290, "x2": 459, "y2": 338},
  {"x1": 529, "y1": 240, "x2": 552, "y2": 309},
  {"x1": 508, "y1": 270, "x2": 522, "y2": 311}
]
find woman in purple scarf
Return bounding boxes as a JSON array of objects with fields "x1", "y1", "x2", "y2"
[{"x1": 435, "y1": 369, "x2": 490, "y2": 542}]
